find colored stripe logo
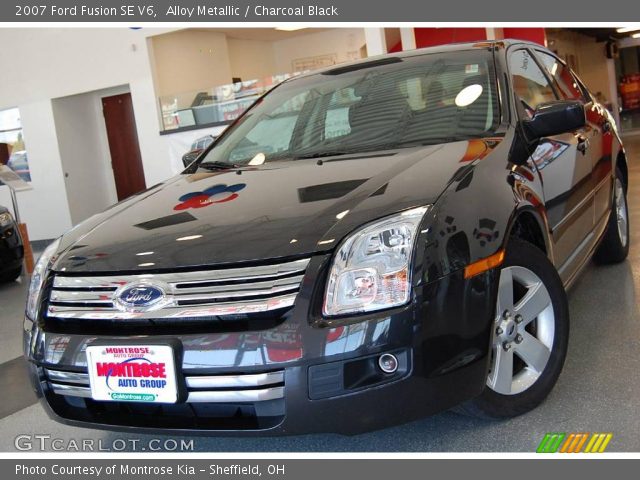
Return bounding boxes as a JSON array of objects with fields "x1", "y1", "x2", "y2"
[{"x1": 537, "y1": 433, "x2": 613, "y2": 453}]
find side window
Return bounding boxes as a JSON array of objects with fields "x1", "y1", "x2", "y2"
[
  {"x1": 535, "y1": 51, "x2": 586, "y2": 101},
  {"x1": 509, "y1": 49, "x2": 557, "y2": 118}
]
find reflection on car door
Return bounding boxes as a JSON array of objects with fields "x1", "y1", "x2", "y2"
[
  {"x1": 509, "y1": 48, "x2": 595, "y2": 282},
  {"x1": 535, "y1": 50, "x2": 613, "y2": 227}
]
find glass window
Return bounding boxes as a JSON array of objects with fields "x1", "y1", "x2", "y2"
[
  {"x1": 0, "y1": 107, "x2": 31, "y2": 184},
  {"x1": 198, "y1": 50, "x2": 499, "y2": 168},
  {"x1": 535, "y1": 51, "x2": 586, "y2": 101},
  {"x1": 226, "y1": 91, "x2": 310, "y2": 164},
  {"x1": 509, "y1": 49, "x2": 557, "y2": 117}
]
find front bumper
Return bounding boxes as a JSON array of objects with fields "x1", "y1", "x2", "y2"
[{"x1": 24, "y1": 265, "x2": 497, "y2": 435}]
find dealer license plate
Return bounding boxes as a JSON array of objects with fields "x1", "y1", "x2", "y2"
[{"x1": 85, "y1": 344, "x2": 178, "y2": 403}]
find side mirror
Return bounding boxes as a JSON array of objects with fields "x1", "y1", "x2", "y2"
[
  {"x1": 522, "y1": 100, "x2": 586, "y2": 139},
  {"x1": 182, "y1": 149, "x2": 202, "y2": 168}
]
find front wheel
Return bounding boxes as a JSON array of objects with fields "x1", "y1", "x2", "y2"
[{"x1": 456, "y1": 238, "x2": 569, "y2": 419}]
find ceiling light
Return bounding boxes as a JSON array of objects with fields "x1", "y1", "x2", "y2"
[
  {"x1": 335, "y1": 210, "x2": 350, "y2": 220},
  {"x1": 136, "y1": 251, "x2": 154, "y2": 256},
  {"x1": 455, "y1": 84, "x2": 483, "y2": 107},
  {"x1": 176, "y1": 235, "x2": 203, "y2": 241},
  {"x1": 616, "y1": 27, "x2": 640, "y2": 33},
  {"x1": 138, "y1": 262, "x2": 155, "y2": 267},
  {"x1": 275, "y1": 27, "x2": 306, "y2": 32},
  {"x1": 633, "y1": 33, "x2": 640, "y2": 39}
]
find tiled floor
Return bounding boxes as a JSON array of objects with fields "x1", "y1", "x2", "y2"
[{"x1": 2, "y1": 136, "x2": 640, "y2": 452}]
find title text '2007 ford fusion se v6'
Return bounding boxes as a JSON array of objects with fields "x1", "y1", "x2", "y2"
[{"x1": 24, "y1": 40, "x2": 629, "y2": 435}]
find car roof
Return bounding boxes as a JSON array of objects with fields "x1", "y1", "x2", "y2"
[{"x1": 294, "y1": 39, "x2": 543, "y2": 79}]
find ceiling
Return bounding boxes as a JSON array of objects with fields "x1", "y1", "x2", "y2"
[{"x1": 562, "y1": 28, "x2": 631, "y2": 42}]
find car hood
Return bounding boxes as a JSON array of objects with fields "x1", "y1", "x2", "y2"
[{"x1": 53, "y1": 140, "x2": 495, "y2": 273}]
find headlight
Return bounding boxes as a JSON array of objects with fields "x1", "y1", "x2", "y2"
[
  {"x1": 26, "y1": 238, "x2": 61, "y2": 320},
  {"x1": 0, "y1": 212, "x2": 14, "y2": 228},
  {"x1": 323, "y1": 206, "x2": 429, "y2": 316}
]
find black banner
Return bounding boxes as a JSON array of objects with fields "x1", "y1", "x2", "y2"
[
  {"x1": 4, "y1": 459, "x2": 640, "y2": 480},
  {"x1": 2, "y1": 0, "x2": 637, "y2": 22}
]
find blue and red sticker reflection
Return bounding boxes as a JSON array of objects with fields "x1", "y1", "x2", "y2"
[{"x1": 174, "y1": 183, "x2": 246, "y2": 211}]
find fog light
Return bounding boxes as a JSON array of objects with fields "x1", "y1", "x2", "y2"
[{"x1": 378, "y1": 353, "x2": 398, "y2": 374}]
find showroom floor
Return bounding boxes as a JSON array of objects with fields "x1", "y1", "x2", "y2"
[{"x1": 2, "y1": 135, "x2": 640, "y2": 452}]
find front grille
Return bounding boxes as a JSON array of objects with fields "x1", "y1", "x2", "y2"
[
  {"x1": 45, "y1": 368, "x2": 285, "y2": 403},
  {"x1": 43, "y1": 368, "x2": 286, "y2": 430},
  {"x1": 46, "y1": 258, "x2": 309, "y2": 320}
]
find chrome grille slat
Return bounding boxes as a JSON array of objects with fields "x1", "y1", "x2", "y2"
[
  {"x1": 52, "y1": 258, "x2": 310, "y2": 289},
  {"x1": 49, "y1": 277, "x2": 303, "y2": 304},
  {"x1": 50, "y1": 291, "x2": 115, "y2": 304},
  {"x1": 48, "y1": 258, "x2": 309, "y2": 319},
  {"x1": 171, "y1": 275, "x2": 304, "y2": 295},
  {"x1": 51, "y1": 383, "x2": 92, "y2": 398},
  {"x1": 186, "y1": 371, "x2": 284, "y2": 389},
  {"x1": 44, "y1": 369, "x2": 284, "y2": 389},
  {"x1": 46, "y1": 368, "x2": 285, "y2": 403},
  {"x1": 174, "y1": 284, "x2": 299, "y2": 303},
  {"x1": 187, "y1": 387, "x2": 284, "y2": 403},
  {"x1": 49, "y1": 384, "x2": 284, "y2": 403},
  {"x1": 46, "y1": 369, "x2": 89, "y2": 385},
  {"x1": 48, "y1": 292, "x2": 298, "y2": 319}
]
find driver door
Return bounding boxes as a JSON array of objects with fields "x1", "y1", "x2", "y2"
[{"x1": 508, "y1": 48, "x2": 595, "y2": 281}]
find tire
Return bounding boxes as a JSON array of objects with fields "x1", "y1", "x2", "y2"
[
  {"x1": 0, "y1": 265, "x2": 22, "y2": 283},
  {"x1": 594, "y1": 169, "x2": 629, "y2": 264},
  {"x1": 456, "y1": 238, "x2": 569, "y2": 419}
]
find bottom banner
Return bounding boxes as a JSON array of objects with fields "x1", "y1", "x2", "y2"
[{"x1": 2, "y1": 459, "x2": 638, "y2": 480}]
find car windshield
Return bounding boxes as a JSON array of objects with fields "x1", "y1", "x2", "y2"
[{"x1": 198, "y1": 49, "x2": 499, "y2": 168}]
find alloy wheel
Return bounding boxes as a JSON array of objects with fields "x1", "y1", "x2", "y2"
[
  {"x1": 487, "y1": 266, "x2": 555, "y2": 395},
  {"x1": 615, "y1": 178, "x2": 628, "y2": 248}
]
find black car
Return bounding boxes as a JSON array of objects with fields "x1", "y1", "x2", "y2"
[
  {"x1": 0, "y1": 206, "x2": 23, "y2": 282},
  {"x1": 24, "y1": 40, "x2": 629, "y2": 434}
]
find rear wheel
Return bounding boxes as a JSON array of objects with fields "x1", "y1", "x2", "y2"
[
  {"x1": 456, "y1": 238, "x2": 569, "y2": 418},
  {"x1": 594, "y1": 171, "x2": 629, "y2": 264}
]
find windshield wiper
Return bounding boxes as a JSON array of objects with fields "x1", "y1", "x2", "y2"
[
  {"x1": 293, "y1": 150, "x2": 356, "y2": 160},
  {"x1": 198, "y1": 161, "x2": 240, "y2": 170}
]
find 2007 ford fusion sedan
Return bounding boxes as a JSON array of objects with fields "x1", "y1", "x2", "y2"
[{"x1": 24, "y1": 40, "x2": 629, "y2": 434}]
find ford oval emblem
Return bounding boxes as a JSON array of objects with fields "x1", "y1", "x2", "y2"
[{"x1": 114, "y1": 283, "x2": 166, "y2": 312}]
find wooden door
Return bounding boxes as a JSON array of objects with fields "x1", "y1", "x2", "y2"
[{"x1": 102, "y1": 93, "x2": 146, "y2": 200}]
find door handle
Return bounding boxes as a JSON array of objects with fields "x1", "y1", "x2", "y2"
[{"x1": 577, "y1": 135, "x2": 589, "y2": 155}]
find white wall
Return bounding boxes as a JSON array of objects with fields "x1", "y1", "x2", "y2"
[
  {"x1": 547, "y1": 30, "x2": 613, "y2": 101},
  {"x1": 0, "y1": 100, "x2": 73, "y2": 239},
  {"x1": 0, "y1": 28, "x2": 175, "y2": 240},
  {"x1": 150, "y1": 29, "x2": 233, "y2": 104},
  {"x1": 0, "y1": 27, "x2": 367, "y2": 240},
  {"x1": 227, "y1": 38, "x2": 277, "y2": 81},
  {"x1": 273, "y1": 28, "x2": 365, "y2": 72},
  {"x1": 51, "y1": 86, "x2": 128, "y2": 225}
]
